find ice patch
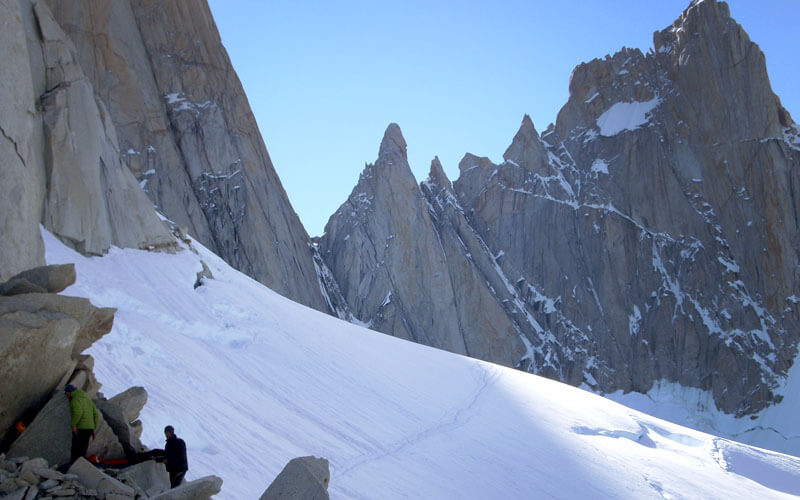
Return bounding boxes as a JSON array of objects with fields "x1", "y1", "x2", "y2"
[
  {"x1": 591, "y1": 158, "x2": 609, "y2": 175},
  {"x1": 596, "y1": 97, "x2": 661, "y2": 136},
  {"x1": 629, "y1": 305, "x2": 642, "y2": 336},
  {"x1": 717, "y1": 256, "x2": 740, "y2": 274}
]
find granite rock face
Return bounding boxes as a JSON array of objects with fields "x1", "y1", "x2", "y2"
[
  {"x1": 0, "y1": 0, "x2": 176, "y2": 282},
  {"x1": 320, "y1": 125, "x2": 470, "y2": 355},
  {"x1": 0, "y1": 287, "x2": 115, "y2": 437},
  {"x1": 44, "y1": 0, "x2": 329, "y2": 311},
  {"x1": 1, "y1": 0, "x2": 328, "y2": 311},
  {"x1": 321, "y1": 0, "x2": 800, "y2": 416},
  {"x1": 0, "y1": 0, "x2": 47, "y2": 281}
]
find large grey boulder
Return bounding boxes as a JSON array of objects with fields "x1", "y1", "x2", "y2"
[
  {"x1": 0, "y1": 295, "x2": 80, "y2": 436},
  {"x1": 67, "y1": 457, "x2": 134, "y2": 497},
  {"x1": 7, "y1": 389, "x2": 124, "y2": 466},
  {"x1": 0, "y1": 292, "x2": 115, "y2": 358},
  {"x1": 116, "y1": 460, "x2": 170, "y2": 497},
  {"x1": 0, "y1": 264, "x2": 76, "y2": 296},
  {"x1": 150, "y1": 475, "x2": 223, "y2": 500},
  {"x1": 108, "y1": 386, "x2": 148, "y2": 425},
  {"x1": 260, "y1": 456, "x2": 330, "y2": 500},
  {"x1": 96, "y1": 387, "x2": 148, "y2": 458}
]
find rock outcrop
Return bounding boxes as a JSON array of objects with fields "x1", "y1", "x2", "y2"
[
  {"x1": 43, "y1": 0, "x2": 330, "y2": 312},
  {"x1": 0, "y1": 454, "x2": 220, "y2": 500},
  {"x1": 150, "y1": 474, "x2": 223, "y2": 500},
  {"x1": 260, "y1": 456, "x2": 330, "y2": 500},
  {"x1": 0, "y1": 263, "x2": 224, "y2": 495},
  {"x1": 320, "y1": 0, "x2": 800, "y2": 416},
  {"x1": 0, "y1": 265, "x2": 115, "y2": 442}
]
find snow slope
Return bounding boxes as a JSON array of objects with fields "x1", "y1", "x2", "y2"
[{"x1": 43, "y1": 228, "x2": 800, "y2": 499}]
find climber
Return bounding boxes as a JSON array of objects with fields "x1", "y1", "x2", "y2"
[
  {"x1": 64, "y1": 383, "x2": 99, "y2": 465},
  {"x1": 164, "y1": 425, "x2": 188, "y2": 488}
]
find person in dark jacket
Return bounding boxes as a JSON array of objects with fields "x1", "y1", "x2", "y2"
[
  {"x1": 65, "y1": 384, "x2": 99, "y2": 465},
  {"x1": 164, "y1": 425, "x2": 188, "y2": 488}
]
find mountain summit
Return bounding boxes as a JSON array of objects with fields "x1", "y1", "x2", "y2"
[{"x1": 319, "y1": 0, "x2": 800, "y2": 438}]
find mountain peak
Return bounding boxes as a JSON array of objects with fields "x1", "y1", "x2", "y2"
[
  {"x1": 378, "y1": 123, "x2": 408, "y2": 161},
  {"x1": 503, "y1": 115, "x2": 548, "y2": 171},
  {"x1": 425, "y1": 156, "x2": 453, "y2": 193}
]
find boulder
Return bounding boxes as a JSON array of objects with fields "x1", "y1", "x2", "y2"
[
  {"x1": 260, "y1": 456, "x2": 330, "y2": 500},
  {"x1": 0, "y1": 486, "x2": 28, "y2": 500},
  {"x1": 0, "y1": 264, "x2": 76, "y2": 296},
  {"x1": 18, "y1": 458, "x2": 47, "y2": 480},
  {"x1": 0, "y1": 292, "x2": 114, "y2": 436},
  {"x1": 116, "y1": 460, "x2": 169, "y2": 497},
  {"x1": 67, "y1": 457, "x2": 133, "y2": 497},
  {"x1": 150, "y1": 475, "x2": 223, "y2": 500},
  {"x1": 0, "y1": 293, "x2": 115, "y2": 357},
  {"x1": 108, "y1": 386, "x2": 147, "y2": 424},
  {"x1": 7, "y1": 390, "x2": 124, "y2": 466},
  {"x1": 67, "y1": 369, "x2": 101, "y2": 399},
  {"x1": 96, "y1": 396, "x2": 144, "y2": 458},
  {"x1": 193, "y1": 261, "x2": 214, "y2": 289},
  {"x1": 0, "y1": 298, "x2": 80, "y2": 438}
]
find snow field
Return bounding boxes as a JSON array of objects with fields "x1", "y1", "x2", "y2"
[{"x1": 42, "y1": 228, "x2": 800, "y2": 499}]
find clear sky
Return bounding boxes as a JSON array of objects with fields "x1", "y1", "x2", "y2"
[{"x1": 207, "y1": 0, "x2": 799, "y2": 237}]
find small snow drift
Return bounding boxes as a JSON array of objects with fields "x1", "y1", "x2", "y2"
[{"x1": 712, "y1": 439, "x2": 800, "y2": 496}]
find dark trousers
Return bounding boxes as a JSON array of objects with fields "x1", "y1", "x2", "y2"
[
  {"x1": 169, "y1": 470, "x2": 186, "y2": 488},
  {"x1": 71, "y1": 429, "x2": 93, "y2": 464}
]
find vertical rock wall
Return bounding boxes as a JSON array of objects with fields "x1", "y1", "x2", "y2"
[{"x1": 45, "y1": 0, "x2": 330, "y2": 311}]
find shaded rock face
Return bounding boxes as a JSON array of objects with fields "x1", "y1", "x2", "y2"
[
  {"x1": 43, "y1": 0, "x2": 329, "y2": 312},
  {"x1": 321, "y1": 0, "x2": 800, "y2": 416}
]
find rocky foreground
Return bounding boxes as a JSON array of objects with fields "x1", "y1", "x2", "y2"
[{"x1": 0, "y1": 263, "x2": 330, "y2": 499}]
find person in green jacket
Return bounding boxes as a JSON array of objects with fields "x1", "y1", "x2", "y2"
[{"x1": 64, "y1": 384, "x2": 99, "y2": 464}]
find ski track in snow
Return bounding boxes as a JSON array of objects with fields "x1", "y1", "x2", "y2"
[{"x1": 335, "y1": 365, "x2": 497, "y2": 480}]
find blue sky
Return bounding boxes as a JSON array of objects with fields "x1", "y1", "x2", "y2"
[{"x1": 207, "y1": 0, "x2": 799, "y2": 237}]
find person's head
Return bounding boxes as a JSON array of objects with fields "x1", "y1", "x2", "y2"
[
  {"x1": 64, "y1": 384, "x2": 77, "y2": 398},
  {"x1": 164, "y1": 425, "x2": 175, "y2": 438}
]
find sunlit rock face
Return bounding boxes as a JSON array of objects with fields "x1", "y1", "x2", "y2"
[
  {"x1": 42, "y1": 0, "x2": 329, "y2": 311},
  {"x1": 321, "y1": 0, "x2": 800, "y2": 416},
  {"x1": 0, "y1": 0, "x2": 175, "y2": 282}
]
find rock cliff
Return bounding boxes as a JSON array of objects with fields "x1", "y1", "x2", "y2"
[
  {"x1": 320, "y1": 0, "x2": 800, "y2": 416},
  {"x1": 43, "y1": 0, "x2": 329, "y2": 311},
  {"x1": 0, "y1": 0, "x2": 175, "y2": 281},
  {"x1": 0, "y1": 0, "x2": 328, "y2": 311}
]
